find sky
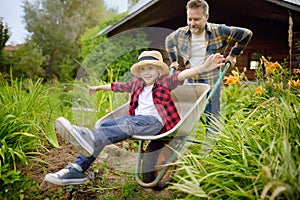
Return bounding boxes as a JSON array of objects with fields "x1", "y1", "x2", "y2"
[{"x1": 0, "y1": 0, "x2": 128, "y2": 45}]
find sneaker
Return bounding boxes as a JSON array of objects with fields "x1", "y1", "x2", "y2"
[
  {"x1": 55, "y1": 117, "x2": 95, "y2": 157},
  {"x1": 45, "y1": 164, "x2": 85, "y2": 185}
]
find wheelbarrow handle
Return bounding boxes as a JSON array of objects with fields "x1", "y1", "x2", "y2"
[
  {"x1": 169, "y1": 61, "x2": 231, "y2": 102},
  {"x1": 169, "y1": 66, "x2": 177, "y2": 75},
  {"x1": 206, "y1": 61, "x2": 231, "y2": 102}
]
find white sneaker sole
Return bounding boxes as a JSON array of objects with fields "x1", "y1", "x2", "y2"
[
  {"x1": 55, "y1": 117, "x2": 94, "y2": 157},
  {"x1": 45, "y1": 173, "x2": 86, "y2": 185}
]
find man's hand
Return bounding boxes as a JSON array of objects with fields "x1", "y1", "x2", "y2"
[
  {"x1": 225, "y1": 55, "x2": 237, "y2": 68},
  {"x1": 170, "y1": 61, "x2": 180, "y2": 70}
]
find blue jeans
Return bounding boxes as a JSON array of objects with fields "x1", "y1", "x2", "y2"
[
  {"x1": 187, "y1": 77, "x2": 220, "y2": 136},
  {"x1": 74, "y1": 115, "x2": 163, "y2": 171}
]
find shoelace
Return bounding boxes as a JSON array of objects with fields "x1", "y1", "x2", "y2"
[
  {"x1": 56, "y1": 163, "x2": 78, "y2": 177},
  {"x1": 56, "y1": 168, "x2": 70, "y2": 177},
  {"x1": 73, "y1": 125, "x2": 87, "y2": 135},
  {"x1": 73, "y1": 125, "x2": 95, "y2": 141}
]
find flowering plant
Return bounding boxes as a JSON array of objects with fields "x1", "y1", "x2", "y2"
[
  {"x1": 223, "y1": 67, "x2": 247, "y2": 86},
  {"x1": 255, "y1": 56, "x2": 300, "y2": 97},
  {"x1": 223, "y1": 55, "x2": 300, "y2": 97}
]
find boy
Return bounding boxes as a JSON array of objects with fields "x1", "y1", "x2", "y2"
[{"x1": 45, "y1": 50, "x2": 224, "y2": 185}]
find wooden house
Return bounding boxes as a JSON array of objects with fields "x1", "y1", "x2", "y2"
[{"x1": 100, "y1": 0, "x2": 300, "y2": 80}]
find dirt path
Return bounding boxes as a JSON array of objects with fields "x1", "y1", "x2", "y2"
[{"x1": 22, "y1": 135, "x2": 174, "y2": 199}]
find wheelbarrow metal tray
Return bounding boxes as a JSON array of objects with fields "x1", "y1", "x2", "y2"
[{"x1": 95, "y1": 83, "x2": 210, "y2": 140}]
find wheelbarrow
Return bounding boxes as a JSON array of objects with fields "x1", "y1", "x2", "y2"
[{"x1": 95, "y1": 62, "x2": 231, "y2": 191}]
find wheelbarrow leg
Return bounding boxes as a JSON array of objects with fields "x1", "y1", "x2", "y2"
[{"x1": 135, "y1": 137, "x2": 188, "y2": 190}]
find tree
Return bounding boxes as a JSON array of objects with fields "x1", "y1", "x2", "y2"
[
  {"x1": 79, "y1": 13, "x2": 150, "y2": 83},
  {"x1": 0, "y1": 17, "x2": 10, "y2": 69},
  {"x1": 12, "y1": 42, "x2": 46, "y2": 80},
  {"x1": 0, "y1": 17, "x2": 9, "y2": 51},
  {"x1": 128, "y1": 0, "x2": 140, "y2": 9},
  {"x1": 22, "y1": 0, "x2": 116, "y2": 80}
]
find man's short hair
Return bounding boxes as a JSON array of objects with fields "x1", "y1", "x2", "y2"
[{"x1": 186, "y1": 0, "x2": 209, "y2": 15}]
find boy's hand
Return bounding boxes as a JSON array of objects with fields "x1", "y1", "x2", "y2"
[
  {"x1": 88, "y1": 86, "x2": 98, "y2": 94},
  {"x1": 203, "y1": 53, "x2": 225, "y2": 72},
  {"x1": 88, "y1": 84, "x2": 111, "y2": 94},
  {"x1": 178, "y1": 53, "x2": 225, "y2": 81}
]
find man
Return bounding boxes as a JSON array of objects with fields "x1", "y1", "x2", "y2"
[{"x1": 165, "y1": 0, "x2": 253, "y2": 135}]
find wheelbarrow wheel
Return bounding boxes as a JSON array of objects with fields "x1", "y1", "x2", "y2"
[{"x1": 141, "y1": 140, "x2": 175, "y2": 191}]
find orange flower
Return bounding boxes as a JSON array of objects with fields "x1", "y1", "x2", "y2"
[
  {"x1": 224, "y1": 75, "x2": 240, "y2": 85},
  {"x1": 266, "y1": 77, "x2": 274, "y2": 85},
  {"x1": 266, "y1": 61, "x2": 281, "y2": 74},
  {"x1": 288, "y1": 79, "x2": 300, "y2": 87},
  {"x1": 260, "y1": 56, "x2": 268, "y2": 66},
  {"x1": 255, "y1": 86, "x2": 265, "y2": 95},
  {"x1": 273, "y1": 82, "x2": 283, "y2": 90},
  {"x1": 293, "y1": 69, "x2": 300, "y2": 74}
]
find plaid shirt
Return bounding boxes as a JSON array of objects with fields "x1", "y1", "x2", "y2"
[
  {"x1": 111, "y1": 71, "x2": 184, "y2": 133},
  {"x1": 165, "y1": 22, "x2": 252, "y2": 86}
]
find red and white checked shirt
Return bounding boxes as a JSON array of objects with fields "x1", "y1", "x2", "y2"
[{"x1": 111, "y1": 71, "x2": 184, "y2": 133}]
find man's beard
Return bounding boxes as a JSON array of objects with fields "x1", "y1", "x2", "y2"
[{"x1": 190, "y1": 26, "x2": 201, "y2": 34}]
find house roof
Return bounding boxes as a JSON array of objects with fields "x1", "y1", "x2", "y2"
[
  {"x1": 98, "y1": 0, "x2": 159, "y2": 36},
  {"x1": 266, "y1": 0, "x2": 300, "y2": 11},
  {"x1": 283, "y1": 0, "x2": 300, "y2": 5},
  {"x1": 99, "y1": 0, "x2": 300, "y2": 37},
  {"x1": 4, "y1": 44, "x2": 22, "y2": 51}
]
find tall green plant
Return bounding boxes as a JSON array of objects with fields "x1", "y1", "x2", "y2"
[
  {"x1": 170, "y1": 92, "x2": 299, "y2": 199},
  {"x1": 169, "y1": 44, "x2": 300, "y2": 198},
  {"x1": 0, "y1": 73, "x2": 59, "y2": 186},
  {"x1": 94, "y1": 68, "x2": 129, "y2": 118}
]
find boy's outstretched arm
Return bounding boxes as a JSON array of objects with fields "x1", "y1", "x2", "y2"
[
  {"x1": 178, "y1": 53, "x2": 225, "y2": 81},
  {"x1": 88, "y1": 84, "x2": 112, "y2": 94}
]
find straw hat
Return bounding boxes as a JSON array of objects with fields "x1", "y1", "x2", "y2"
[{"x1": 131, "y1": 50, "x2": 169, "y2": 77}]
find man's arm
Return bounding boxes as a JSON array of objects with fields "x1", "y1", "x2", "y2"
[
  {"x1": 165, "y1": 30, "x2": 179, "y2": 68},
  {"x1": 227, "y1": 26, "x2": 253, "y2": 57},
  {"x1": 223, "y1": 25, "x2": 253, "y2": 67}
]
